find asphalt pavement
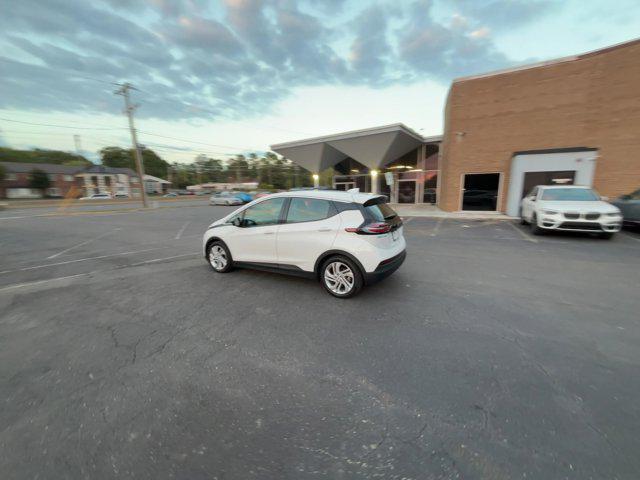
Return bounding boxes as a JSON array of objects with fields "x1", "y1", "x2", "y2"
[{"x1": 1, "y1": 205, "x2": 639, "y2": 479}]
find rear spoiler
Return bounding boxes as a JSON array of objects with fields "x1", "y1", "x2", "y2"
[{"x1": 362, "y1": 195, "x2": 388, "y2": 207}]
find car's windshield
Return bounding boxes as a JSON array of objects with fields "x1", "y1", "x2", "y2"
[{"x1": 540, "y1": 188, "x2": 599, "y2": 201}]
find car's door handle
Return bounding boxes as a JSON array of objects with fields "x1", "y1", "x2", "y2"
[
  {"x1": 263, "y1": 231, "x2": 275, "y2": 235},
  {"x1": 317, "y1": 228, "x2": 332, "y2": 232}
]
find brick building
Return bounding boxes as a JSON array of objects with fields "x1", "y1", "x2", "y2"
[
  {"x1": 272, "y1": 38, "x2": 640, "y2": 214},
  {"x1": 0, "y1": 162, "x2": 143, "y2": 199},
  {"x1": 439, "y1": 38, "x2": 640, "y2": 214}
]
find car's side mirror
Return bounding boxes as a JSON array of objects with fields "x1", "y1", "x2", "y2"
[{"x1": 232, "y1": 217, "x2": 244, "y2": 227}]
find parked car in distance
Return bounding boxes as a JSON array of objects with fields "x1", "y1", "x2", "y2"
[
  {"x1": 520, "y1": 185, "x2": 622, "y2": 238},
  {"x1": 114, "y1": 193, "x2": 129, "y2": 199},
  {"x1": 79, "y1": 193, "x2": 112, "y2": 200},
  {"x1": 611, "y1": 188, "x2": 640, "y2": 227},
  {"x1": 202, "y1": 190, "x2": 406, "y2": 298},
  {"x1": 177, "y1": 190, "x2": 195, "y2": 196},
  {"x1": 253, "y1": 192, "x2": 272, "y2": 199},
  {"x1": 163, "y1": 192, "x2": 178, "y2": 198},
  {"x1": 209, "y1": 191, "x2": 244, "y2": 206},
  {"x1": 229, "y1": 191, "x2": 252, "y2": 203}
]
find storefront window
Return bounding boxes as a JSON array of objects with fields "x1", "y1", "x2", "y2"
[{"x1": 424, "y1": 171, "x2": 437, "y2": 204}]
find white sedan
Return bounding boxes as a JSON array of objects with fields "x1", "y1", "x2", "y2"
[
  {"x1": 209, "y1": 192, "x2": 243, "y2": 206},
  {"x1": 79, "y1": 193, "x2": 112, "y2": 200},
  {"x1": 520, "y1": 185, "x2": 622, "y2": 238}
]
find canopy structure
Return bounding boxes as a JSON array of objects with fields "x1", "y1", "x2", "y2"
[{"x1": 271, "y1": 124, "x2": 434, "y2": 172}]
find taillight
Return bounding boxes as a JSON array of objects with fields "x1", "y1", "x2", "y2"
[{"x1": 345, "y1": 222, "x2": 391, "y2": 235}]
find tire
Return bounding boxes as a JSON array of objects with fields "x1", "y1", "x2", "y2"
[
  {"x1": 530, "y1": 213, "x2": 544, "y2": 235},
  {"x1": 599, "y1": 232, "x2": 614, "y2": 240},
  {"x1": 206, "y1": 240, "x2": 233, "y2": 273},
  {"x1": 519, "y1": 208, "x2": 527, "y2": 225},
  {"x1": 320, "y1": 255, "x2": 364, "y2": 298}
]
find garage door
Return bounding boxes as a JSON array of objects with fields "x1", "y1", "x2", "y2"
[{"x1": 506, "y1": 149, "x2": 597, "y2": 217}]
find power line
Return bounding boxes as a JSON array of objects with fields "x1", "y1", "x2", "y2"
[
  {"x1": 136, "y1": 130, "x2": 265, "y2": 152},
  {"x1": 0, "y1": 117, "x2": 124, "y2": 131}
]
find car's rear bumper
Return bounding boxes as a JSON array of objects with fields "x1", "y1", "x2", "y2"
[{"x1": 364, "y1": 250, "x2": 406, "y2": 285}]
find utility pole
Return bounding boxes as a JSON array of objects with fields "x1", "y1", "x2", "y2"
[
  {"x1": 114, "y1": 82, "x2": 148, "y2": 208},
  {"x1": 73, "y1": 135, "x2": 82, "y2": 155}
]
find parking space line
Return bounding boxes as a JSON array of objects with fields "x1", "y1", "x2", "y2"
[
  {"x1": 619, "y1": 231, "x2": 640, "y2": 243},
  {"x1": 47, "y1": 228, "x2": 122, "y2": 259},
  {"x1": 507, "y1": 221, "x2": 538, "y2": 243},
  {"x1": 0, "y1": 246, "x2": 174, "y2": 275},
  {"x1": 132, "y1": 252, "x2": 199, "y2": 266},
  {"x1": 174, "y1": 221, "x2": 191, "y2": 240},
  {"x1": 430, "y1": 218, "x2": 444, "y2": 237},
  {"x1": 0, "y1": 273, "x2": 90, "y2": 293}
]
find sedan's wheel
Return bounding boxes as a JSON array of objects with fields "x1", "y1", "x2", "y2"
[
  {"x1": 530, "y1": 213, "x2": 544, "y2": 235},
  {"x1": 207, "y1": 241, "x2": 233, "y2": 273},
  {"x1": 321, "y1": 256, "x2": 363, "y2": 298}
]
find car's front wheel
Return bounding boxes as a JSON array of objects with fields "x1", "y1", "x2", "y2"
[
  {"x1": 207, "y1": 241, "x2": 233, "y2": 273},
  {"x1": 321, "y1": 256, "x2": 363, "y2": 298},
  {"x1": 530, "y1": 213, "x2": 544, "y2": 235}
]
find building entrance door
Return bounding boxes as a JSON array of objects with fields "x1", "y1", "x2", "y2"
[
  {"x1": 397, "y1": 180, "x2": 418, "y2": 203},
  {"x1": 462, "y1": 173, "x2": 500, "y2": 211}
]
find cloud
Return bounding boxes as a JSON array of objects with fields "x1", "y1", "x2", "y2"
[
  {"x1": 449, "y1": 0, "x2": 559, "y2": 31},
  {"x1": 0, "y1": 0, "x2": 552, "y2": 120}
]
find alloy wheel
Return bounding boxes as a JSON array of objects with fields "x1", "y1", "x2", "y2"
[
  {"x1": 209, "y1": 245, "x2": 228, "y2": 271},
  {"x1": 324, "y1": 261, "x2": 355, "y2": 295}
]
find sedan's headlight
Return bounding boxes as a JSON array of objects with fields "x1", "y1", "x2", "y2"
[
  {"x1": 607, "y1": 212, "x2": 621, "y2": 217},
  {"x1": 543, "y1": 210, "x2": 559, "y2": 215}
]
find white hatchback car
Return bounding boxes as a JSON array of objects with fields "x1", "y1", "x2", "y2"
[
  {"x1": 202, "y1": 190, "x2": 406, "y2": 297},
  {"x1": 520, "y1": 185, "x2": 622, "y2": 238}
]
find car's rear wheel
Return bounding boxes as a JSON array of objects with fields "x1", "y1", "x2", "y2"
[
  {"x1": 321, "y1": 256, "x2": 363, "y2": 298},
  {"x1": 530, "y1": 213, "x2": 544, "y2": 235},
  {"x1": 207, "y1": 241, "x2": 233, "y2": 273}
]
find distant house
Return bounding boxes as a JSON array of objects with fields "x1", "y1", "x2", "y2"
[
  {"x1": 143, "y1": 174, "x2": 171, "y2": 194},
  {"x1": 0, "y1": 162, "x2": 83, "y2": 199},
  {"x1": 78, "y1": 165, "x2": 142, "y2": 198},
  {"x1": 0, "y1": 162, "x2": 143, "y2": 199}
]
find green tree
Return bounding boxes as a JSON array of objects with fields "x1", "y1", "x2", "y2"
[
  {"x1": 29, "y1": 168, "x2": 50, "y2": 194},
  {"x1": 100, "y1": 146, "x2": 169, "y2": 179},
  {"x1": 0, "y1": 163, "x2": 5, "y2": 183},
  {"x1": 0, "y1": 147, "x2": 91, "y2": 166}
]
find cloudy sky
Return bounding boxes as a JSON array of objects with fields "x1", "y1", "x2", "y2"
[{"x1": 1, "y1": 0, "x2": 639, "y2": 163}]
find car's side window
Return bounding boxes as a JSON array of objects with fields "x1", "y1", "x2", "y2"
[
  {"x1": 242, "y1": 198, "x2": 286, "y2": 227},
  {"x1": 286, "y1": 198, "x2": 336, "y2": 223}
]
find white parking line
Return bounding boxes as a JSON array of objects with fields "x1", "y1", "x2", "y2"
[
  {"x1": 132, "y1": 252, "x2": 199, "y2": 266},
  {"x1": 47, "y1": 228, "x2": 122, "y2": 259},
  {"x1": 430, "y1": 218, "x2": 444, "y2": 237},
  {"x1": 0, "y1": 246, "x2": 174, "y2": 275},
  {"x1": 0, "y1": 273, "x2": 89, "y2": 293},
  {"x1": 0, "y1": 253, "x2": 200, "y2": 293},
  {"x1": 174, "y1": 221, "x2": 191, "y2": 240},
  {"x1": 619, "y1": 231, "x2": 640, "y2": 243},
  {"x1": 507, "y1": 221, "x2": 538, "y2": 243}
]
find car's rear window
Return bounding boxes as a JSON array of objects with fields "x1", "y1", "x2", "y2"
[{"x1": 365, "y1": 202, "x2": 398, "y2": 221}]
